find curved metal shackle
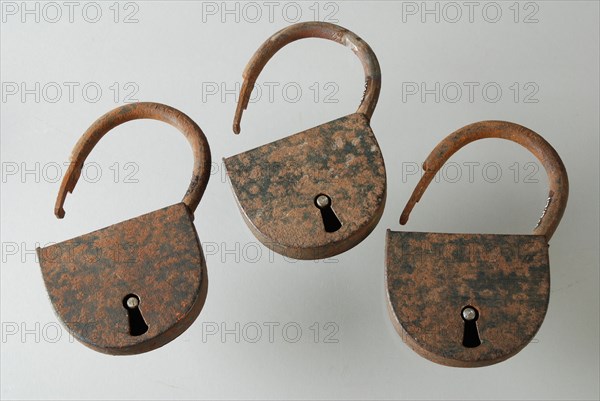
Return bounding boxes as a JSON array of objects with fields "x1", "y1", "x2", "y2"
[
  {"x1": 233, "y1": 21, "x2": 381, "y2": 134},
  {"x1": 55, "y1": 102, "x2": 211, "y2": 218},
  {"x1": 400, "y1": 121, "x2": 568, "y2": 241}
]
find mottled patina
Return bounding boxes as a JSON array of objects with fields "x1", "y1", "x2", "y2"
[
  {"x1": 37, "y1": 102, "x2": 211, "y2": 355},
  {"x1": 38, "y1": 203, "x2": 208, "y2": 355},
  {"x1": 227, "y1": 22, "x2": 386, "y2": 259},
  {"x1": 386, "y1": 231, "x2": 549, "y2": 367},
  {"x1": 386, "y1": 121, "x2": 568, "y2": 367},
  {"x1": 225, "y1": 113, "x2": 386, "y2": 259}
]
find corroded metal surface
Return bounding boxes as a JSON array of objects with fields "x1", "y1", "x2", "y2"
[
  {"x1": 386, "y1": 120, "x2": 568, "y2": 367},
  {"x1": 38, "y1": 102, "x2": 211, "y2": 355},
  {"x1": 386, "y1": 231, "x2": 549, "y2": 367},
  {"x1": 55, "y1": 102, "x2": 211, "y2": 219},
  {"x1": 400, "y1": 120, "x2": 569, "y2": 241},
  {"x1": 38, "y1": 204, "x2": 207, "y2": 355},
  {"x1": 225, "y1": 113, "x2": 386, "y2": 260},
  {"x1": 227, "y1": 22, "x2": 385, "y2": 259},
  {"x1": 233, "y1": 21, "x2": 381, "y2": 134}
]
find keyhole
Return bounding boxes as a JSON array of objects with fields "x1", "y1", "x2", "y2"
[
  {"x1": 123, "y1": 294, "x2": 148, "y2": 336},
  {"x1": 461, "y1": 306, "x2": 481, "y2": 348},
  {"x1": 314, "y1": 194, "x2": 342, "y2": 233}
]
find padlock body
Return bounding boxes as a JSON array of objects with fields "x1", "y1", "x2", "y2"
[
  {"x1": 385, "y1": 230, "x2": 550, "y2": 367},
  {"x1": 224, "y1": 113, "x2": 386, "y2": 260},
  {"x1": 37, "y1": 203, "x2": 207, "y2": 355}
]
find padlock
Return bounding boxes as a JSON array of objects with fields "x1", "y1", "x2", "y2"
[
  {"x1": 37, "y1": 102, "x2": 211, "y2": 355},
  {"x1": 224, "y1": 21, "x2": 386, "y2": 260},
  {"x1": 385, "y1": 121, "x2": 568, "y2": 367}
]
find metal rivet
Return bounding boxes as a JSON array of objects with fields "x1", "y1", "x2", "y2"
[
  {"x1": 462, "y1": 307, "x2": 477, "y2": 321},
  {"x1": 126, "y1": 295, "x2": 139, "y2": 309},
  {"x1": 315, "y1": 195, "x2": 330, "y2": 209}
]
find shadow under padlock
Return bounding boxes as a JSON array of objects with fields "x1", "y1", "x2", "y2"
[
  {"x1": 224, "y1": 21, "x2": 387, "y2": 260},
  {"x1": 37, "y1": 102, "x2": 211, "y2": 355},
  {"x1": 385, "y1": 120, "x2": 569, "y2": 367}
]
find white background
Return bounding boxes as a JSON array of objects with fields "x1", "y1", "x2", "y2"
[{"x1": 1, "y1": 1, "x2": 598, "y2": 400}]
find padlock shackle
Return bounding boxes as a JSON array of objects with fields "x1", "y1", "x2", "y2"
[
  {"x1": 232, "y1": 21, "x2": 381, "y2": 134},
  {"x1": 400, "y1": 121, "x2": 568, "y2": 241},
  {"x1": 55, "y1": 102, "x2": 211, "y2": 218}
]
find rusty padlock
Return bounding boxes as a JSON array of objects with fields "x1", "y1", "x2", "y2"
[
  {"x1": 386, "y1": 121, "x2": 568, "y2": 367},
  {"x1": 37, "y1": 102, "x2": 211, "y2": 355},
  {"x1": 224, "y1": 21, "x2": 386, "y2": 260}
]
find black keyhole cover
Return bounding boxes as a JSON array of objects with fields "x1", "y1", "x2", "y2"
[
  {"x1": 314, "y1": 194, "x2": 342, "y2": 233},
  {"x1": 123, "y1": 294, "x2": 148, "y2": 336},
  {"x1": 461, "y1": 305, "x2": 481, "y2": 348}
]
